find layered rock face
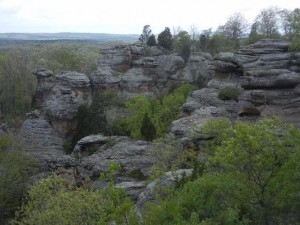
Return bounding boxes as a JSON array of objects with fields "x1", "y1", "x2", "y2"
[
  {"x1": 20, "y1": 69, "x2": 92, "y2": 173},
  {"x1": 172, "y1": 39, "x2": 300, "y2": 138},
  {"x1": 32, "y1": 69, "x2": 92, "y2": 137},
  {"x1": 91, "y1": 45, "x2": 213, "y2": 98},
  {"x1": 19, "y1": 40, "x2": 300, "y2": 201}
]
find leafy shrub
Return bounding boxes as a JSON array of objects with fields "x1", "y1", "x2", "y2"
[
  {"x1": 63, "y1": 140, "x2": 74, "y2": 154},
  {"x1": 0, "y1": 136, "x2": 37, "y2": 223},
  {"x1": 116, "y1": 83, "x2": 194, "y2": 140},
  {"x1": 13, "y1": 170, "x2": 139, "y2": 225},
  {"x1": 218, "y1": 86, "x2": 240, "y2": 101},
  {"x1": 142, "y1": 117, "x2": 300, "y2": 225}
]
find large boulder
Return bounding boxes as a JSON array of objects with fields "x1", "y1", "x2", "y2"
[
  {"x1": 79, "y1": 136, "x2": 155, "y2": 179},
  {"x1": 19, "y1": 110, "x2": 77, "y2": 171},
  {"x1": 171, "y1": 52, "x2": 214, "y2": 86},
  {"x1": 33, "y1": 70, "x2": 92, "y2": 136}
]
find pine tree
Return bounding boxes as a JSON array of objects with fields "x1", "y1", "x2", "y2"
[
  {"x1": 158, "y1": 27, "x2": 173, "y2": 50},
  {"x1": 140, "y1": 112, "x2": 156, "y2": 141},
  {"x1": 147, "y1": 34, "x2": 157, "y2": 46}
]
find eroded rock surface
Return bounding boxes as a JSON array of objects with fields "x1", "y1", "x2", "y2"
[
  {"x1": 20, "y1": 40, "x2": 300, "y2": 201},
  {"x1": 91, "y1": 44, "x2": 213, "y2": 98},
  {"x1": 33, "y1": 69, "x2": 92, "y2": 137},
  {"x1": 172, "y1": 39, "x2": 300, "y2": 137}
]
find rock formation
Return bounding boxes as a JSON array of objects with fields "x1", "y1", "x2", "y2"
[
  {"x1": 19, "y1": 39, "x2": 300, "y2": 201},
  {"x1": 91, "y1": 44, "x2": 213, "y2": 98},
  {"x1": 172, "y1": 39, "x2": 300, "y2": 138},
  {"x1": 32, "y1": 69, "x2": 92, "y2": 137}
]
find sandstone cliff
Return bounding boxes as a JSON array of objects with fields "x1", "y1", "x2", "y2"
[
  {"x1": 19, "y1": 40, "x2": 300, "y2": 200},
  {"x1": 172, "y1": 39, "x2": 300, "y2": 137}
]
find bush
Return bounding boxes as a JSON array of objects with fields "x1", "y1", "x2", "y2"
[
  {"x1": 218, "y1": 86, "x2": 240, "y2": 101},
  {"x1": 12, "y1": 174, "x2": 139, "y2": 225},
  {"x1": 63, "y1": 140, "x2": 74, "y2": 154},
  {"x1": 142, "y1": 118, "x2": 300, "y2": 225},
  {"x1": 118, "y1": 83, "x2": 194, "y2": 140},
  {"x1": 0, "y1": 136, "x2": 37, "y2": 223}
]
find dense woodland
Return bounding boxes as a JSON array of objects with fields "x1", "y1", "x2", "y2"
[{"x1": 0, "y1": 5, "x2": 300, "y2": 225}]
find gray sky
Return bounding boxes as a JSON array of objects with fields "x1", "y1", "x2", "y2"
[{"x1": 0, "y1": 0, "x2": 299, "y2": 34}]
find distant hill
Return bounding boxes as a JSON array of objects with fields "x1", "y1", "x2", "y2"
[{"x1": 0, "y1": 32, "x2": 139, "y2": 44}]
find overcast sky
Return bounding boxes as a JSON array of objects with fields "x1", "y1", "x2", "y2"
[{"x1": 0, "y1": 0, "x2": 299, "y2": 34}]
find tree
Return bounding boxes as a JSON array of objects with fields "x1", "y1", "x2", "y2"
[
  {"x1": 143, "y1": 118, "x2": 300, "y2": 225},
  {"x1": 174, "y1": 31, "x2": 191, "y2": 62},
  {"x1": 217, "y1": 13, "x2": 249, "y2": 49},
  {"x1": 255, "y1": 7, "x2": 281, "y2": 38},
  {"x1": 139, "y1": 25, "x2": 152, "y2": 46},
  {"x1": 279, "y1": 9, "x2": 294, "y2": 38},
  {"x1": 0, "y1": 135, "x2": 37, "y2": 223},
  {"x1": 199, "y1": 28, "x2": 212, "y2": 51},
  {"x1": 189, "y1": 25, "x2": 199, "y2": 51},
  {"x1": 197, "y1": 117, "x2": 300, "y2": 225},
  {"x1": 70, "y1": 89, "x2": 120, "y2": 153},
  {"x1": 289, "y1": 8, "x2": 300, "y2": 50},
  {"x1": 158, "y1": 27, "x2": 173, "y2": 50},
  {"x1": 140, "y1": 112, "x2": 156, "y2": 141},
  {"x1": 12, "y1": 174, "x2": 139, "y2": 225},
  {"x1": 246, "y1": 22, "x2": 263, "y2": 44},
  {"x1": 116, "y1": 84, "x2": 193, "y2": 140},
  {"x1": 123, "y1": 95, "x2": 151, "y2": 140},
  {"x1": 146, "y1": 34, "x2": 157, "y2": 46}
]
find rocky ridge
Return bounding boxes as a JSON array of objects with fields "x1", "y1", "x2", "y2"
[
  {"x1": 19, "y1": 40, "x2": 300, "y2": 201},
  {"x1": 171, "y1": 39, "x2": 300, "y2": 138}
]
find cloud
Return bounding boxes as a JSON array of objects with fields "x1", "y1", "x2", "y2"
[{"x1": 0, "y1": 0, "x2": 299, "y2": 33}]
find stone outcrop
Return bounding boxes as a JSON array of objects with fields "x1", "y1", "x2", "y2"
[
  {"x1": 72, "y1": 134, "x2": 156, "y2": 199},
  {"x1": 20, "y1": 110, "x2": 77, "y2": 172},
  {"x1": 19, "y1": 39, "x2": 300, "y2": 202},
  {"x1": 91, "y1": 44, "x2": 213, "y2": 98},
  {"x1": 171, "y1": 39, "x2": 300, "y2": 138},
  {"x1": 32, "y1": 69, "x2": 92, "y2": 137},
  {"x1": 76, "y1": 135, "x2": 155, "y2": 179}
]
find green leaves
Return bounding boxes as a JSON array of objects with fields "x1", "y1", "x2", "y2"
[
  {"x1": 117, "y1": 84, "x2": 193, "y2": 140},
  {"x1": 12, "y1": 174, "x2": 139, "y2": 225},
  {"x1": 143, "y1": 117, "x2": 300, "y2": 225},
  {"x1": 0, "y1": 136, "x2": 37, "y2": 222}
]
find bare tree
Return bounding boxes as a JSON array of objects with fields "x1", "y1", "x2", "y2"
[
  {"x1": 199, "y1": 28, "x2": 212, "y2": 51},
  {"x1": 217, "y1": 13, "x2": 249, "y2": 48},
  {"x1": 189, "y1": 24, "x2": 199, "y2": 51},
  {"x1": 255, "y1": 6, "x2": 281, "y2": 38},
  {"x1": 279, "y1": 9, "x2": 294, "y2": 37},
  {"x1": 139, "y1": 25, "x2": 152, "y2": 45}
]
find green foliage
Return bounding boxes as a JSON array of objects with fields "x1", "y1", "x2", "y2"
[
  {"x1": 71, "y1": 89, "x2": 120, "y2": 152},
  {"x1": 0, "y1": 136, "x2": 37, "y2": 223},
  {"x1": 142, "y1": 118, "x2": 300, "y2": 225},
  {"x1": 143, "y1": 173, "x2": 250, "y2": 225},
  {"x1": 62, "y1": 140, "x2": 74, "y2": 154},
  {"x1": 254, "y1": 7, "x2": 281, "y2": 39},
  {"x1": 289, "y1": 35, "x2": 300, "y2": 50},
  {"x1": 147, "y1": 34, "x2": 157, "y2": 46},
  {"x1": 140, "y1": 112, "x2": 156, "y2": 141},
  {"x1": 117, "y1": 83, "x2": 193, "y2": 140},
  {"x1": 12, "y1": 174, "x2": 139, "y2": 225},
  {"x1": 157, "y1": 27, "x2": 173, "y2": 50},
  {"x1": 122, "y1": 95, "x2": 151, "y2": 140},
  {"x1": 0, "y1": 43, "x2": 100, "y2": 119},
  {"x1": 175, "y1": 31, "x2": 191, "y2": 62},
  {"x1": 218, "y1": 86, "x2": 240, "y2": 101},
  {"x1": 139, "y1": 25, "x2": 152, "y2": 46},
  {"x1": 216, "y1": 13, "x2": 249, "y2": 50}
]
